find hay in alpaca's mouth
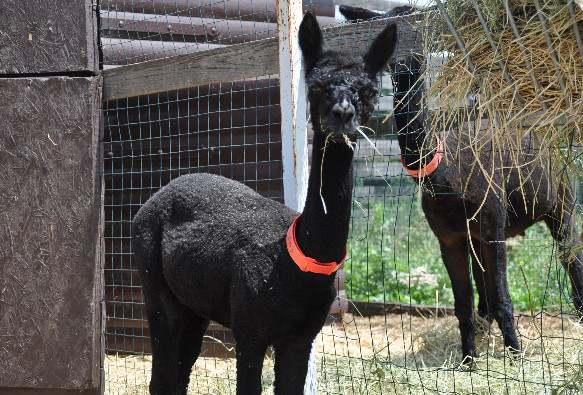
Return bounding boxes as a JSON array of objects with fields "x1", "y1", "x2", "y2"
[{"x1": 319, "y1": 129, "x2": 377, "y2": 213}]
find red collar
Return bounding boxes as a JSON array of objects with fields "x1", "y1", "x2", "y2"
[
  {"x1": 286, "y1": 215, "x2": 346, "y2": 275},
  {"x1": 401, "y1": 134, "x2": 443, "y2": 178}
]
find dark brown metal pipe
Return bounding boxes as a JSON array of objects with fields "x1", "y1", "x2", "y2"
[{"x1": 101, "y1": 0, "x2": 335, "y2": 21}]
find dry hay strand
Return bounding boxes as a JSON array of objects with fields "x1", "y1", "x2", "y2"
[
  {"x1": 420, "y1": 0, "x2": 583, "y2": 191},
  {"x1": 105, "y1": 312, "x2": 583, "y2": 394},
  {"x1": 315, "y1": 312, "x2": 583, "y2": 394}
]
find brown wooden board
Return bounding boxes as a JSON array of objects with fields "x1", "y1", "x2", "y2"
[
  {"x1": 0, "y1": 389, "x2": 101, "y2": 394},
  {"x1": 101, "y1": 38, "x2": 223, "y2": 66},
  {"x1": 105, "y1": 322, "x2": 243, "y2": 358},
  {"x1": 0, "y1": 0, "x2": 98, "y2": 74},
  {"x1": 0, "y1": 77, "x2": 103, "y2": 390},
  {"x1": 349, "y1": 300, "x2": 455, "y2": 318}
]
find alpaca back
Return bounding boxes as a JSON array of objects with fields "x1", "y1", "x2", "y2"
[
  {"x1": 393, "y1": 60, "x2": 555, "y2": 230},
  {"x1": 133, "y1": 173, "x2": 297, "y2": 324}
]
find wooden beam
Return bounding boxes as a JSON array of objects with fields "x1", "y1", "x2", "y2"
[
  {"x1": 101, "y1": 37, "x2": 223, "y2": 65},
  {"x1": 102, "y1": 15, "x2": 420, "y2": 101},
  {"x1": 102, "y1": 37, "x2": 279, "y2": 101},
  {"x1": 349, "y1": 300, "x2": 455, "y2": 318}
]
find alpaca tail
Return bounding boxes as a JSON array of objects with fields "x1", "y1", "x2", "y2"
[{"x1": 132, "y1": 197, "x2": 165, "y2": 284}]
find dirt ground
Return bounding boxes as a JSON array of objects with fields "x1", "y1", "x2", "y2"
[{"x1": 105, "y1": 312, "x2": 583, "y2": 394}]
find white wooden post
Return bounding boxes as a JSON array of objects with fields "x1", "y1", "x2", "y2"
[
  {"x1": 277, "y1": 1, "x2": 317, "y2": 394},
  {"x1": 278, "y1": 0, "x2": 309, "y2": 213}
]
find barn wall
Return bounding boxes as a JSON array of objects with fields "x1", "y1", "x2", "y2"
[
  {"x1": 0, "y1": 77, "x2": 103, "y2": 391},
  {"x1": 0, "y1": 0, "x2": 98, "y2": 74},
  {"x1": 0, "y1": 0, "x2": 103, "y2": 393}
]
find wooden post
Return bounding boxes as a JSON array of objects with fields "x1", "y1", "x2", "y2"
[
  {"x1": 278, "y1": 1, "x2": 316, "y2": 393},
  {"x1": 278, "y1": 0, "x2": 309, "y2": 213},
  {"x1": 0, "y1": 1, "x2": 103, "y2": 393}
]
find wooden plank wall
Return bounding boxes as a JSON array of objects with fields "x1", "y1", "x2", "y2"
[{"x1": 0, "y1": 1, "x2": 103, "y2": 393}]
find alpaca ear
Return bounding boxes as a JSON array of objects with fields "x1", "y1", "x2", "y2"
[
  {"x1": 299, "y1": 11, "x2": 324, "y2": 75},
  {"x1": 363, "y1": 23, "x2": 397, "y2": 76}
]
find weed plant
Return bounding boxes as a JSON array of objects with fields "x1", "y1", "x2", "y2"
[{"x1": 347, "y1": 182, "x2": 575, "y2": 314}]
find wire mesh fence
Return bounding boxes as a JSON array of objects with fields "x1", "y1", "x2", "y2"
[{"x1": 100, "y1": 1, "x2": 583, "y2": 393}]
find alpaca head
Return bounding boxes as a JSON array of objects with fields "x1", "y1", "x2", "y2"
[{"x1": 298, "y1": 11, "x2": 397, "y2": 143}]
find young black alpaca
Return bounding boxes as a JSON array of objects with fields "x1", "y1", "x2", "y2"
[
  {"x1": 132, "y1": 12, "x2": 397, "y2": 394},
  {"x1": 342, "y1": 4, "x2": 583, "y2": 361}
]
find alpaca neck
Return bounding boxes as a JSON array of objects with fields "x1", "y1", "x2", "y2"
[
  {"x1": 295, "y1": 131, "x2": 354, "y2": 264},
  {"x1": 396, "y1": 114, "x2": 433, "y2": 171},
  {"x1": 394, "y1": 72, "x2": 434, "y2": 171}
]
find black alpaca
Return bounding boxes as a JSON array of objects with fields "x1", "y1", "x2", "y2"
[
  {"x1": 338, "y1": 4, "x2": 415, "y2": 21},
  {"x1": 342, "y1": 4, "x2": 583, "y2": 361},
  {"x1": 132, "y1": 12, "x2": 397, "y2": 394},
  {"x1": 395, "y1": 59, "x2": 583, "y2": 359}
]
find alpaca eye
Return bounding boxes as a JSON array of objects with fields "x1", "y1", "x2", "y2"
[
  {"x1": 311, "y1": 86, "x2": 321, "y2": 92},
  {"x1": 363, "y1": 88, "x2": 377, "y2": 98}
]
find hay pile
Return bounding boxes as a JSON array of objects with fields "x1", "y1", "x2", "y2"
[
  {"x1": 105, "y1": 312, "x2": 583, "y2": 394},
  {"x1": 423, "y1": 0, "x2": 583, "y2": 175}
]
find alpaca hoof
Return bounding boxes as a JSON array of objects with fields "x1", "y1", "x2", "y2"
[
  {"x1": 506, "y1": 346, "x2": 522, "y2": 365},
  {"x1": 459, "y1": 354, "x2": 478, "y2": 370},
  {"x1": 477, "y1": 308, "x2": 494, "y2": 324},
  {"x1": 474, "y1": 314, "x2": 493, "y2": 336},
  {"x1": 573, "y1": 295, "x2": 583, "y2": 319}
]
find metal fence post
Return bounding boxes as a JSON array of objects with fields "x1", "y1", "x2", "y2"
[{"x1": 277, "y1": 1, "x2": 316, "y2": 394}]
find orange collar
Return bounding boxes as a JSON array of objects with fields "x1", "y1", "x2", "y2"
[
  {"x1": 286, "y1": 215, "x2": 346, "y2": 275},
  {"x1": 401, "y1": 134, "x2": 443, "y2": 178}
]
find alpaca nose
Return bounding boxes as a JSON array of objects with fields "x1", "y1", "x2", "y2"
[{"x1": 332, "y1": 99, "x2": 355, "y2": 122}]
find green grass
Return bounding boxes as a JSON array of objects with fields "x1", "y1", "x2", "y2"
[{"x1": 347, "y1": 186, "x2": 576, "y2": 313}]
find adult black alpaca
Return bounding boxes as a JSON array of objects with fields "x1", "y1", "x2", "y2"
[
  {"x1": 132, "y1": 11, "x2": 397, "y2": 394},
  {"x1": 395, "y1": 57, "x2": 583, "y2": 361},
  {"x1": 338, "y1": 4, "x2": 415, "y2": 21},
  {"x1": 342, "y1": 4, "x2": 583, "y2": 361}
]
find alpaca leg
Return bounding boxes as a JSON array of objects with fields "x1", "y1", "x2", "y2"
[
  {"x1": 143, "y1": 287, "x2": 187, "y2": 395},
  {"x1": 544, "y1": 197, "x2": 583, "y2": 316},
  {"x1": 470, "y1": 237, "x2": 492, "y2": 323},
  {"x1": 480, "y1": 236, "x2": 520, "y2": 354},
  {"x1": 176, "y1": 313, "x2": 210, "y2": 394},
  {"x1": 438, "y1": 238, "x2": 477, "y2": 360},
  {"x1": 234, "y1": 341, "x2": 268, "y2": 395},
  {"x1": 273, "y1": 340, "x2": 314, "y2": 395}
]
